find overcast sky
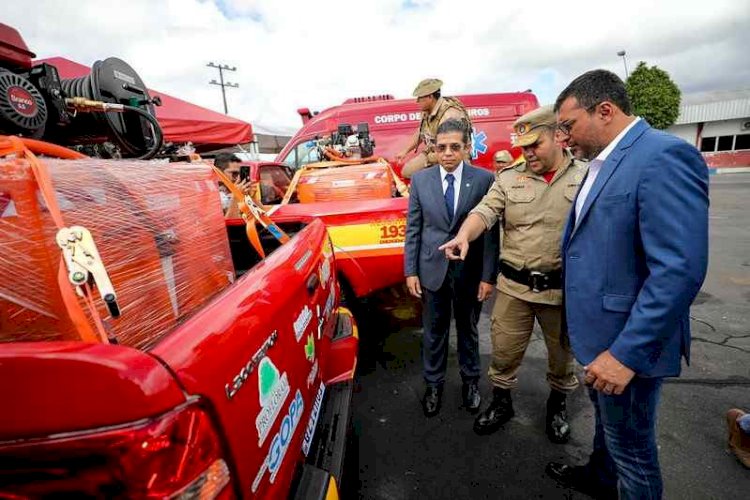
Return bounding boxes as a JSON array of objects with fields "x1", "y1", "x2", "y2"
[{"x1": 5, "y1": 0, "x2": 749, "y2": 134}]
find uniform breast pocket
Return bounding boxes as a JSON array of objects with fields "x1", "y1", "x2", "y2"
[
  {"x1": 564, "y1": 183, "x2": 580, "y2": 202},
  {"x1": 507, "y1": 187, "x2": 535, "y2": 203},
  {"x1": 506, "y1": 186, "x2": 536, "y2": 225}
]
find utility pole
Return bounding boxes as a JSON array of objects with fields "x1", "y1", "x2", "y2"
[
  {"x1": 617, "y1": 50, "x2": 629, "y2": 80},
  {"x1": 207, "y1": 62, "x2": 239, "y2": 115}
]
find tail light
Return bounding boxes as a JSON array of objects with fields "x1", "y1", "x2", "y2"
[{"x1": 0, "y1": 398, "x2": 231, "y2": 499}]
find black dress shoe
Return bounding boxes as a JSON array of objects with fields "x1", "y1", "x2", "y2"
[
  {"x1": 422, "y1": 386, "x2": 442, "y2": 417},
  {"x1": 462, "y1": 380, "x2": 481, "y2": 414},
  {"x1": 545, "y1": 462, "x2": 618, "y2": 499},
  {"x1": 473, "y1": 387, "x2": 514, "y2": 435},
  {"x1": 546, "y1": 389, "x2": 571, "y2": 443}
]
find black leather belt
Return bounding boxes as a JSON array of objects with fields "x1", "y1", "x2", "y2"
[{"x1": 499, "y1": 261, "x2": 562, "y2": 292}]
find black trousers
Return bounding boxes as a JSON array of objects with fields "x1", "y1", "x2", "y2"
[{"x1": 421, "y1": 261, "x2": 482, "y2": 386}]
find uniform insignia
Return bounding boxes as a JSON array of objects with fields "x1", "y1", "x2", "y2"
[
  {"x1": 516, "y1": 175, "x2": 528, "y2": 182},
  {"x1": 574, "y1": 172, "x2": 584, "y2": 183}
]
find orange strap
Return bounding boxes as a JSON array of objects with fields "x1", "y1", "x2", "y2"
[
  {"x1": 212, "y1": 166, "x2": 266, "y2": 258},
  {"x1": 0, "y1": 135, "x2": 107, "y2": 343}
]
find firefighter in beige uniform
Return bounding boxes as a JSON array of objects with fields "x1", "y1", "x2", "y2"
[
  {"x1": 396, "y1": 78, "x2": 471, "y2": 178},
  {"x1": 438, "y1": 106, "x2": 587, "y2": 442}
]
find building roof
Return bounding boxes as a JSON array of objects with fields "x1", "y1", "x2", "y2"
[{"x1": 675, "y1": 88, "x2": 750, "y2": 125}]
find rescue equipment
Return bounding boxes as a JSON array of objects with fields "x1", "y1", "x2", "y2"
[
  {"x1": 0, "y1": 136, "x2": 233, "y2": 348},
  {"x1": 0, "y1": 23, "x2": 163, "y2": 158}
]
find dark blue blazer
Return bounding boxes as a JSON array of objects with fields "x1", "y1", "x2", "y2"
[
  {"x1": 562, "y1": 120, "x2": 709, "y2": 377},
  {"x1": 404, "y1": 163, "x2": 498, "y2": 292}
]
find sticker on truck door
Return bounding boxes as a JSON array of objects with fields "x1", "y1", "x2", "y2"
[
  {"x1": 256, "y1": 357, "x2": 290, "y2": 446},
  {"x1": 252, "y1": 389, "x2": 305, "y2": 492},
  {"x1": 302, "y1": 383, "x2": 326, "y2": 456}
]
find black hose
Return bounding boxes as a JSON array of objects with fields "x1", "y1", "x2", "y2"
[
  {"x1": 117, "y1": 104, "x2": 163, "y2": 160},
  {"x1": 60, "y1": 65, "x2": 163, "y2": 159}
]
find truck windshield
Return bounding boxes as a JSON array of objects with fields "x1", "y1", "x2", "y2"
[{"x1": 281, "y1": 140, "x2": 320, "y2": 170}]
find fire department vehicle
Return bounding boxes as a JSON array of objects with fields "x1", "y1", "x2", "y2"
[
  {"x1": 241, "y1": 92, "x2": 540, "y2": 305},
  {"x1": 0, "y1": 23, "x2": 356, "y2": 499}
]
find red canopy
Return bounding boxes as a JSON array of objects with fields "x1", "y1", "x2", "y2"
[{"x1": 36, "y1": 57, "x2": 253, "y2": 148}]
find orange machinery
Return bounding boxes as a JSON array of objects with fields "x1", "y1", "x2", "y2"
[{"x1": 0, "y1": 137, "x2": 233, "y2": 349}]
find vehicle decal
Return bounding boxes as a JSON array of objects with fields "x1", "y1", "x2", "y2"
[
  {"x1": 323, "y1": 287, "x2": 336, "y2": 320},
  {"x1": 293, "y1": 305, "x2": 313, "y2": 342},
  {"x1": 305, "y1": 333, "x2": 315, "y2": 362},
  {"x1": 294, "y1": 249, "x2": 313, "y2": 271},
  {"x1": 251, "y1": 390, "x2": 305, "y2": 493},
  {"x1": 327, "y1": 218, "x2": 407, "y2": 253},
  {"x1": 225, "y1": 331, "x2": 278, "y2": 400},
  {"x1": 319, "y1": 257, "x2": 331, "y2": 289},
  {"x1": 302, "y1": 383, "x2": 326, "y2": 456},
  {"x1": 316, "y1": 304, "x2": 324, "y2": 340},
  {"x1": 322, "y1": 239, "x2": 334, "y2": 259},
  {"x1": 307, "y1": 360, "x2": 319, "y2": 388},
  {"x1": 471, "y1": 127, "x2": 488, "y2": 159},
  {"x1": 256, "y1": 357, "x2": 291, "y2": 446}
]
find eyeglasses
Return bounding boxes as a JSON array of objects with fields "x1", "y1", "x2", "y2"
[
  {"x1": 436, "y1": 143, "x2": 464, "y2": 153},
  {"x1": 558, "y1": 103, "x2": 599, "y2": 135},
  {"x1": 557, "y1": 119, "x2": 575, "y2": 136}
]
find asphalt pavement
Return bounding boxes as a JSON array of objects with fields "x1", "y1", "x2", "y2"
[{"x1": 352, "y1": 173, "x2": 750, "y2": 499}]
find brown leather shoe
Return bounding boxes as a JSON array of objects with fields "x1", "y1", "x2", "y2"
[{"x1": 726, "y1": 408, "x2": 750, "y2": 468}]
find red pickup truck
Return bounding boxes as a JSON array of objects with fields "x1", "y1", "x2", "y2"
[{"x1": 0, "y1": 150, "x2": 357, "y2": 499}]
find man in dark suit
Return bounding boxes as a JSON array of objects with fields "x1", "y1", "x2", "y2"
[
  {"x1": 404, "y1": 118, "x2": 498, "y2": 417},
  {"x1": 546, "y1": 70, "x2": 709, "y2": 499}
]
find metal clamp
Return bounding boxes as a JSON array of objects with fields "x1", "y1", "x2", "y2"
[{"x1": 56, "y1": 226, "x2": 120, "y2": 318}]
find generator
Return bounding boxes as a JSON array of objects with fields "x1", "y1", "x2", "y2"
[{"x1": 0, "y1": 23, "x2": 163, "y2": 158}]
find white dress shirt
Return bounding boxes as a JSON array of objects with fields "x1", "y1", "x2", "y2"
[
  {"x1": 575, "y1": 118, "x2": 640, "y2": 224},
  {"x1": 439, "y1": 161, "x2": 463, "y2": 211}
]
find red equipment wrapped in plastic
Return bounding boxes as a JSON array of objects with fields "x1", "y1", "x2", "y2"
[
  {"x1": 0, "y1": 157, "x2": 234, "y2": 350},
  {"x1": 296, "y1": 162, "x2": 393, "y2": 203}
]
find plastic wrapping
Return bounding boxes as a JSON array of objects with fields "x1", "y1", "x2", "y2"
[
  {"x1": 296, "y1": 162, "x2": 393, "y2": 203},
  {"x1": 0, "y1": 158, "x2": 234, "y2": 350}
]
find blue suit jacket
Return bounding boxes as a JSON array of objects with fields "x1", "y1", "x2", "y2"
[
  {"x1": 562, "y1": 120, "x2": 709, "y2": 377},
  {"x1": 404, "y1": 163, "x2": 498, "y2": 292}
]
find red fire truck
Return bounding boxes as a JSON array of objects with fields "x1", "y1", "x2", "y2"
[{"x1": 278, "y1": 92, "x2": 540, "y2": 173}]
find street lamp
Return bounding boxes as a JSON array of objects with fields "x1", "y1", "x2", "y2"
[{"x1": 617, "y1": 50, "x2": 629, "y2": 80}]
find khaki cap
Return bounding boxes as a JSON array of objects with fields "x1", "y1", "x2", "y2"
[
  {"x1": 493, "y1": 150, "x2": 513, "y2": 163},
  {"x1": 513, "y1": 105, "x2": 556, "y2": 147},
  {"x1": 412, "y1": 78, "x2": 443, "y2": 98}
]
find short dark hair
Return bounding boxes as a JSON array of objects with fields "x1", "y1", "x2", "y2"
[
  {"x1": 431, "y1": 90, "x2": 441, "y2": 100},
  {"x1": 214, "y1": 153, "x2": 241, "y2": 169},
  {"x1": 436, "y1": 118, "x2": 471, "y2": 144},
  {"x1": 554, "y1": 69, "x2": 632, "y2": 115}
]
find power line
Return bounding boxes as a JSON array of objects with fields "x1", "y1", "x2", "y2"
[{"x1": 207, "y1": 62, "x2": 239, "y2": 115}]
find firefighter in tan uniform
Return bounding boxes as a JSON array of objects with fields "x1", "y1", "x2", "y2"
[
  {"x1": 493, "y1": 150, "x2": 513, "y2": 176},
  {"x1": 396, "y1": 78, "x2": 471, "y2": 178},
  {"x1": 438, "y1": 106, "x2": 587, "y2": 443}
]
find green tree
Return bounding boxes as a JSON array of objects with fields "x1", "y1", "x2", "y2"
[{"x1": 625, "y1": 62, "x2": 681, "y2": 130}]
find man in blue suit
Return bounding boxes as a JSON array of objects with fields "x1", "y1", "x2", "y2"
[
  {"x1": 546, "y1": 70, "x2": 709, "y2": 499},
  {"x1": 404, "y1": 118, "x2": 498, "y2": 417}
]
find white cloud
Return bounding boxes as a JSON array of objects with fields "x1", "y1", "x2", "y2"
[{"x1": 4, "y1": 0, "x2": 748, "y2": 133}]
